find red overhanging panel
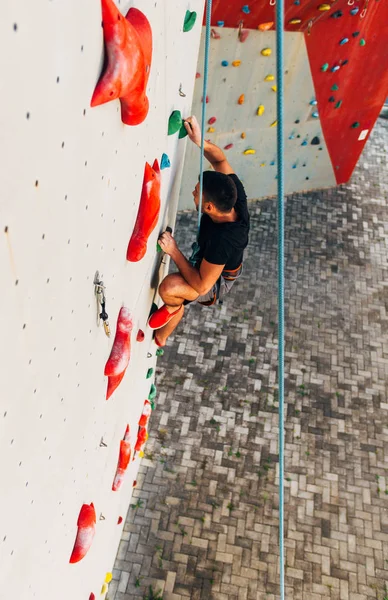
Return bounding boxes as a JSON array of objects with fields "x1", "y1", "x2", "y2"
[{"x1": 206, "y1": 0, "x2": 388, "y2": 184}]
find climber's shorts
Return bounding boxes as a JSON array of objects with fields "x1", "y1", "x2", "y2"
[{"x1": 184, "y1": 264, "x2": 243, "y2": 307}]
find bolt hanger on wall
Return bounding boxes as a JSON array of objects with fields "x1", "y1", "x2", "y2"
[{"x1": 94, "y1": 271, "x2": 111, "y2": 337}]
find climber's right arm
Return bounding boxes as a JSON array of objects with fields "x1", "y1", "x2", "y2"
[{"x1": 183, "y1": 115, "x2": 235, "y2": 175}]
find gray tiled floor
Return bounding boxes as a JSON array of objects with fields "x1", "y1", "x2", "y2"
[{"x1": 110, "y1": 118, "x2": 388, "y2": 600}]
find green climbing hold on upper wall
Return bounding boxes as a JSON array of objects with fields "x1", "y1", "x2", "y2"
[
  {"x1": 331, "y1": 84, "x2": 339, "y2": 91},
  {"x1": 156, "y1": 348, "x2": 164, "y2": 357},
  {"x1": 168, "y1": 110, "x2": 182, "y2": 135},
  {"x1": 148, "y1": 384, "x2": 157, "y2": 400},
  {"x1": 183, "y1": 10, "x2": 197, "y2": 32},
  {"x1": 146, "y1": 368, "x2": 154, "y2": 379},
  {"x1": 321, "y1": 63, "x2": 329, "y2": 72},
  {"x1": 351, "y1": 122, "x2": 360, "y2": 128}
]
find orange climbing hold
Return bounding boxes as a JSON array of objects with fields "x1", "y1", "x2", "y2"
[
  {"x1": 238, "y1": 94, "x2": 245, "y2": 105},
  {"x1": 258, "y1": 22, "x2": 274, "y2": 31},
  {"x1": 241, "y1": 132, "x2": 246, "y2": 139},
  {"x1": 127, "y1": 159, "x2": 161, "y2": 262},
  {"x1": 232, "y1": 60, "x2": 241, "y2": 67},
  {"x1": 91, "y1": 0, "x2": 152, "y2": 126}
]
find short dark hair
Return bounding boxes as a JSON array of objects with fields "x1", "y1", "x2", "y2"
[{"x1": 200, "y1": 171, "x2": 237, "y2": 213}]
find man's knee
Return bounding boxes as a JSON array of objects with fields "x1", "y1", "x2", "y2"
[{"x1": 159, "y1": 273, "x2": 183, "y2": 298}]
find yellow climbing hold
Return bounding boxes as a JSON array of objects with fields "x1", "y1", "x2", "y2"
[
  {"x1": 257, "y1": 104, "x2": 265, "y2": 116},
  {"x1": 318, "y1": 3, "x2": 331, "y2": 10},
  {"x1": 207, "y1": 127, "x2": 215, "y2": 133},
  {"x1": 264, "y1": 74, "x2": 275, "y2": 82},
  {"x1": 260, "y1": 163, "x2": 266, "y2": 167},
  {"x1": 243, "y1": 148, "x2": 256, "y2": 155},
  {"x1": 271, "y1": 85, "x2": 277, "y2": 92},
  {"x1": 261, "y1": 48, "x2": 272, "y2": 57},
  {"x1": 270, "y1": 120, "x2": 278, "y2": 127},
  {"x1": 289, "y1": 18, "x2": 302, "y2": 24},
  {"x1": 101, "y1": 583, "x2": 108, "y2": 595},
  {"x1": 139, "y1": 451, "x2": 145, "y2": 458},
  {"x1": 105, "y1": 573, "x2": 113, "y2": 584},
  {"x1": 232, "y1": 60, "x2": 241, "y2": 67},
  {"x1": 238, "y1": 94, "x2": 245, "y2": 105},
  {"x1": 241, "y1": 132, "x2": 246, "y2": 139}
]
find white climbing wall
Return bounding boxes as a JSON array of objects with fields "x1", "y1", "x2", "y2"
[
  {"x1": 179, "y1": 28, "x2": 337, "y2": 209},
  {"x1": 0, "y1": 1, "x2": 203, "y2": 598}
]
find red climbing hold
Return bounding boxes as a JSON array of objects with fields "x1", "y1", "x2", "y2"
[
  {"x1": 117, "y1": 516, "x2": 123, "y2": 525},
  {"x1": 135, "y1": 426, "x2": 148, "y2": 452},
  {"x1": 211, "y1": 28, "x2": 221, "y2": 39},
  {"x1": 239, "y1": 29, "x2": 249, "y2": 42},
  {"x1": 112, "y1": 426, "x2": 131, "y2": 491},
  {"x1": 196, "y1": 72, "x2": 201, "y2": 78},
  {"x1": 138, "y1": 400, "x2": 152, "y2": 427},
  {"x1": 105, "y1": 307, "x2": 133, "y2": 399},
  {"x1": 201, "y1": 96, "x2": 209, "y2": 104},
  {"x1": 127, "y1": 160, "x2": 161, "y2": 262},
  {"x1": 69, "y1": 503, "x2": 96, "y2": 564},
  {"x1": 224, "y1": 143, "x2": 234, "y2": 150},
  {"x1": 89, "y1": 594, "x2": 96, "y2": 600},
  {"x1": 208, "y1": 117, "x2": 217, "y2": 125},
  {"x1": 91, "y1": 0, "x2": 152, "y2": 126},
  {"x1": 136, "y1": 329, "x2": 145, "y2": 342}
]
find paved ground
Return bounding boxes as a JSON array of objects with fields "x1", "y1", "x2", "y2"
[{"x1": 109, "y1": 118, "x2": 388, "y2": 600}]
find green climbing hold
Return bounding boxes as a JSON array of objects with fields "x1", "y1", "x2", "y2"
[
  {"x1": 178, "y1": 123, "x2": 188, "y2": 139},
  {"x1": 334, "y1": 100, "x2": 342, "y2": 109},
  {"x1": 311, "y1": 136, "x2": 320, "y2": 145},
  {"x1": 331, "y1": 84, "x2": 339, "y2": 91},
  {"x1": 150, "y1": 399, "x2": 156, "y2": 410},
  {"x1": 359, "y1": 38, "x2": 366, "y2": 46},
  {"x1": 321, "y1": 63, "x2": 329, "y2": 72},
  {"x1": 156, "y1": 348, "x2": 164, "y2": 357},
  {"x1": 168, "y1": 110, "x2": 182, "y2": 135},
  {"x1": 148, "y1": 384, "x2": 157, "y2": 400},
  {"x1": 146, "y1": 368, "x2": 154, "y2": 379},
  {"x1": 183, "y1": 10, "x2": 197, "y2": 32},
  {"x1": 351, "y1": 122, "x2": 360, "y2": 128}
]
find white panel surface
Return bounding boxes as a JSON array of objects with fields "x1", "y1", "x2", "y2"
[
  {"x1": 0, "y1": 1, "x2": 203, "y2": 598},
  {"x1": 179, "y1": 28, "x2": 336, "y2": 209}
]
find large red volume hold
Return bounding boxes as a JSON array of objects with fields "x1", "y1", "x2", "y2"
[
  {"x1": 112, "y1": 426, "x2": 131, "y2": 491},
  {"x1": 105, "y1": 307, "x2": 132, "y2": 377},
  {"x1": 134, "y1": 426, "x2": 148, "y2": 452},
  {"x1": 106, "y1": 371, "x2": 126, "y2": 401},
  {"x1": 127, "y1": 160, "x2": 161, "y2": 262},
  {"x1": 69, "y1": 503, "x2": 96, "y2": 564},
  {"x1": 91, "y1": 0, "x2": 152, "y2": 126}
]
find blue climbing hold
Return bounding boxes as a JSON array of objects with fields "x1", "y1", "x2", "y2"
[
  {"x1": 352, "y1": 31, "x2": 360, "y2": 37},
  {"x1": 342, "y1": 60, "x2": 349, "y2": 66},
  {"x1": 217, "y1": 20, "x2": 225, "y2": 27},
  {"x1": 288, "y1": 132, "x2": 295, "y2": 140},
  {"x1": 350, "y1": 6, "x2": 359, "y2": 14},
  {"x1": 312, "y1": 111, "x2": 319, "y2": 118},
  {"x1": 242, "y1": 5, "x2": 250, "y2": 14},
  {"x1": 331, "y1": 10, "x2": 343, "y2": 18},
  {"x1": 270, "y1": 160, "x2": 275, "y2": 166},
  {"x1": 309, "y1": 99, "x2": 317, "y2": 106},
  {"x1": 292, "y1": 163, "x2": 297, "y2": 169},
  {"x1": 329, "y1": 96, "x2": 335, "y2": 102},
  {"x1": 161, "y1": 153, "x2": 171, "y2": 169},
  {"x1": 301, "y1": 140, "x2": 308, "y2": 146},
  {"x1": 311, "y1": 136, "x2": 320, "y2": 145},
  {"x1": 295, "y1": 119, "x2": 300, "y2": 124},
  {"x1": 340, "y1": 38, "x2": 349, "y2": 45},
  {"x1": 331, "y1": 65, "x2": 340, "y2": 72},
  {"x1": 294, "y1": 0, "x2": 301, "y2": 4},
  {"x1": 221, "y1": 60, "x2": 229, "y2": 67}
]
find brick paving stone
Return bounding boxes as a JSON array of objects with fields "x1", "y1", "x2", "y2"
[{"x1": 109, "y1": 118, "x2": 388, "y2": 599}]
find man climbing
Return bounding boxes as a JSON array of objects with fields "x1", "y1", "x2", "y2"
[{"x1": 148, "y1": 115, "x2": 250, "y2": 346}]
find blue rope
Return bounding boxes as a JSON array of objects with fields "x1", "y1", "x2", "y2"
[
  {"x1": 197, "y1": 0, "x2": 212, "y2": 233},
  {"x1": 275, "y1": 0, "x2": 285, "y2": 597}
]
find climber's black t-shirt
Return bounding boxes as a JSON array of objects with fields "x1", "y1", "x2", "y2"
[{"x1": 196, "y1": 174, "x2": 250, "y2": 271}]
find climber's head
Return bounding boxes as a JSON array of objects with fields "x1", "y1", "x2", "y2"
[{"x1": 192, "y1": 171, "x2": 237, "y2": 216}]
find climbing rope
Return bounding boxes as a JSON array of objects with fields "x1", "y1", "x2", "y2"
[
  {"x1": 197, "y1": 0, "x2": 213, "y2": 230},
  {"x1": 188, "y1": 0, "x2": 212, "y2": 267},
  {"x1": 275, "y1": 0, "x2": 285, "y2": 597}
]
